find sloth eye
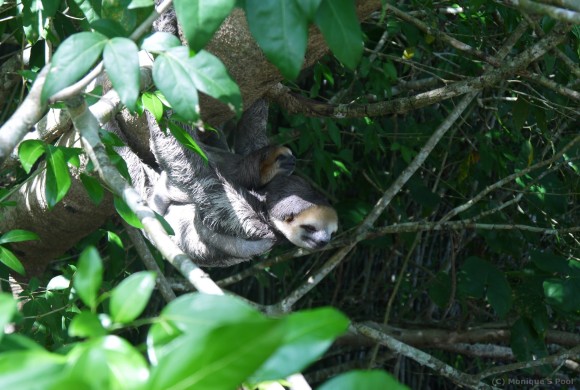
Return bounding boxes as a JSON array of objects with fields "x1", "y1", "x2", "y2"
[
  {"x1": 301, "y1": 224, "x2": 317, "y2": 233},
  {"x1": 285, "y1": 214, "x2": 295, "y2": 223}
]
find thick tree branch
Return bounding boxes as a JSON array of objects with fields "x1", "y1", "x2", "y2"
[
  {"x1": 268, "y1": 24, "x2": 571, "y2": 119},
  {"x1": 0, "y1": 66, "x2": 48, "y2": 166},
  {"x1": 506, "y1": 0, "x2": 580, "y2": 23}
]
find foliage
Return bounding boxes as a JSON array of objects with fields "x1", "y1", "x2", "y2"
[
  {"x1": 0, "y1": 249, "x2": 383, "y2": 389},
  {"x1": 0, "y1": 0, "x2": 579, "y2": 388}
]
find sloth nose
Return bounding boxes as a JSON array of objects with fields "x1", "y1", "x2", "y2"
[{"x1": 314, "y1": 238, "x2": 329, "y2": 248}]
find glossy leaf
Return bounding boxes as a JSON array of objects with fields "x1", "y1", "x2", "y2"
[
  {"x1": 318, "y1": 370, "x2": 406, "y2": 390},
  {"x1": 173, "y1": 0, "x2": 235, "y2": 51},
  {"x1": 18, "y1": 140, "x2": 45, "y2": 174},
  {"x1": 0, "y1": 229, "x2": 39, "y2": 244},
  {"x1": 91, "y1": 19, "x2": 128, "y2": 38},
  {"x1": 66, "y1": 336, "x2": 149, "y2": 389},
  {"x1": 80, "y1": 173, "x2": 105, "y2": 205},
  {"x1": 103, "y1": 37, "x2": 140, "y2": 110},
  {"x1": 141, "y1": 92, "x2": 164, "y2": 122},
  {"x1": 0, "y1": 350, "x2": 67, "y2": 389},
  {"x1": 252, "y1": 307, "x2": 349, "y2": 382},
  {"x1": 110, "y1": 271, "x2": 156, "y2": 324},
  {"x1": 543, "y1": 278, "x2": 580, "y2": 312},
  {"x1": 72, "y1": 0, "x2": 100, "y2": 23},
  {"x1": 128, "y1": 0, "x2": 154, "y2": 8},
  {"x1": 153, "y1": 47, "x2": 200, "y2": 121},
  {"x1": 188, "y1": 50, "x2": 242, "y2": 116},
  {"x1": 142, "y1": 32, "x2": 181, "y2": 54},
  {"x1": 167, "y1": 122, "x2": 208, "y2": 162},
  {"x1": 245, "y1": 0, "x2": 308, "y2": 80},
  {"x1": 45, "y1": 145, "x2": 72, "y2": 208},
  {"x1": 0, "y1": 246, "x2": 25, "y2": 275},
  {"x1": 148, "y1": 293, "x2": 265, "y2": 363},
  {"x1": 149, "y1": 320, "x2": 285, "y2": 390},
  {"x1": 69, "y1": 311, "x2": 107, "y2": 338},
  {"x1": 0, "y1": 293, "x2": 17, "y2": 343},
  {"x1": 42, "y1": 32, "x2": 108, "y2": 102},
  {"x1": 73, "y1": 246, "x2": 103, "y2": 310},
  {"x1": 315, "y1": 0, "x2": 363, "y2": 69},
  {"x1": 113, "y1": 196, "x2": 143, "y2": 229}
]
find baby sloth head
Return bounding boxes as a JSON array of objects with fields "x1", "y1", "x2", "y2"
[{"x1": 263, "y1": 176, "x2": 338, "y2": 249}]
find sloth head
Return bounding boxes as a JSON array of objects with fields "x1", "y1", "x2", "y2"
[{"x1": 263, "y1": 176, "x2": 338, "y2": 249}]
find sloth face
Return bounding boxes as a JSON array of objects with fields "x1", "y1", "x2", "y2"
[{"x1": 273, "y1": 205, "x2": 338, "y2": 249}]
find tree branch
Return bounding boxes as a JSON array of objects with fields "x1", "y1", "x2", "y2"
[
  {"x1": 268, "y1": 24, "x2": 571, "y2": 119},
  {"x1": 352, "y1": 323, "x2": 497, "y2": 390},
  {"x1": 65, "y1": 97, "x2": 223, "y2": 295}
]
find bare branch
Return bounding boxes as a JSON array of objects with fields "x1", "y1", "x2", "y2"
[
  {"x1": 506, "y1": 0, "x2": 580, "y2": 23},
  {"x1": 0, "y1": 66, "x2": 49, "y2": 166},
  {"x1": 352, "y1": 323, "x2": 496, "y2": 390}
]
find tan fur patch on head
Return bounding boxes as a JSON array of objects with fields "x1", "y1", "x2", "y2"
[{"x1": 294, "y1": 205, "x2": 337, "y2": 225}]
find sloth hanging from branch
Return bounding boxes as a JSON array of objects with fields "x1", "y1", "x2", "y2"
[{"x1": 115, "y1": 98, "x2": 338, "y2": 267}]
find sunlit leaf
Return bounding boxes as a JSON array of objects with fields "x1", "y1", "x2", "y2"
[
  {"x1": 74, "y1": 246, "x2": 103, "y2": 310},
  {"x1": 173, "y1": 0, "x2": 235, "y2": 51},
  {"x1": 18, "y1": 140, "x2": 45, "y2": 174},
  {"x1": 110, "y1": 271, "x2": 156, "y2": 324},
  {"x1": 42, "y1": 32, "x2": 108, "y2": 102},
  {"x1": 0, "y1": 246, "x2": 26, "y2": 275},
  {"x1": 103, "y1": 37, "x2": 139, "y2": 111}
]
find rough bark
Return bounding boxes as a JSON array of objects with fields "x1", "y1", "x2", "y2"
[{"x1": 1, "y1": 0, "x2": 383, "y2": 276}]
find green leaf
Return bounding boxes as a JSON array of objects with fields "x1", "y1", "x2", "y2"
[
  {"x1": 66, "y1": 336, "x2": 149, "y2": 390},
  {"x1": 149, "y1": 320, "x2": 285, "y2": 390},
  {"x1": 103, "y1": 37, "x2": 140, "y2": 111},
  {"x1": 510, "y1": 318, "x2": 548, "y2": 363},
  {"x1": 173, "y1": 0, "x2": 235, "y2": 51},
  {"x1": 113, "y1": 196, "x2": 143, "y2": 229},
  {"x1": 457, "y1": 256, "x2": 489, "y2": 299},
  {"x1": 315, "y1": 0, "x2": 363, "y2": 69},
  {"x1": 110, "y1": 271, "x2": 156, "y2": 324},
  {"x1": 252, "y1": 307, "x2": 349, "y2": 382},
  {"x1": 128, "y1": 0, "x2": 154, "y2": 8},
  {"x1": 148, "y1": 293, "x2": 265, "y2": 363},
  {"x1": 167, "y1": 122, "x2": 208, "y2": 162},
  {"x1": 0, "y1": 246, "x2": 26, "y2": 275},
  {"x1": 141, "y1": 92, "x2": 164, "y2": 122},
  {"x1": 72, "y1": 0, "x2": 100, "y2": 23},
  {"x1": 543, "y1": 278, "x2": 580, "y2": 312},
  {"x1": 0, "y1": 229, "x2": 39, "y2": 244},
  {"x1": 189, "y1": 50, "x2": 242, "y2": 116},
  {"x1": 73, "y1": 246, "x2": 103, "y2": 310},
  {"x1": 486, "y1": 269, "x2": 512, "y2": 318},
  {"x1": 42, "y1": 32, "x2": 108, "y2": 102},
  {"x1": 18, "y1": 140, "x2": 45, "y2": 174},
  {"x1": 0, "y1": 350, "x2": 67, "y2": 389},
  {"x1": 295, "y1": 0, "x2": 323, "y2": 20},
  {"x1": 80, "y1": 173, "x2": 105, "y2": 205},
  {"x1": 45, "y1": 145, "x2": 72, "y2": 208},
  {"x1": 318, "y1": 370, "x2": 407, "y2": 390},
  {"x1": 69, "y1": 311, "x2": 108, "y2": 338},
  {"x1": 428, "y1": 272, "x2": 452, "y2": 308},
  {"x1": 142, "y1": 32, "x2": 182, "y2": 54},
  {"x1": 0, "y1": 293, "x2": 17, "y2": 343},
  {"x1": 153, "y1": 47, "x2": 200, "y2": 121},
  {"x1": 245, "y1": 0, "x2": 308, "y2": 80},
  {"x1": 91, "y1": 19, "x2": 128, "y2": 38}
]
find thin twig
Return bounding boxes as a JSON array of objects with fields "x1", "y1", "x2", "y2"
[{"x1": 124, "y1": 223, "x2": 177, "y2": 303}]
